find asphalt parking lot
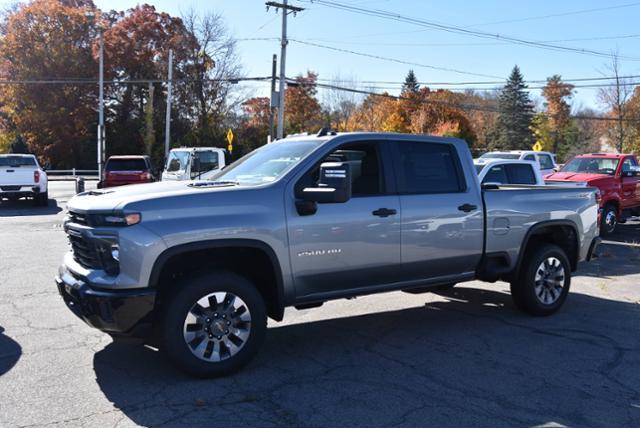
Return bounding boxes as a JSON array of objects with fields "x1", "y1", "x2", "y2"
[{"x1": 1, "y1": 181, "x2": 639, "y2": 427}]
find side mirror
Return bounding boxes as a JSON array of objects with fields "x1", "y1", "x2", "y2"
[{"x1": 301, "y1": 162, "x2": 352, "y2": 203}]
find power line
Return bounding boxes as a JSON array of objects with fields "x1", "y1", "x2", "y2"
[
  {"x1": 289, "y1": 39, "x2": 505, "y2": 79},
  {"x1": 467, "y1": 2, "x2": 640, "y2": 28},
  {"x1": 0, "y1": 77, "x2": 272, "y2": 85},
  {"x1": 302, "y1": 0, "x2": 640, "y2": 61}
]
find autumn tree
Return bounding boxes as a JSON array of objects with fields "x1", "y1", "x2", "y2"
[
  {"x1": 285, "y1": 71, "x2": 324, "y2": 134},
  {"x1": 541, "y1": 75, "x2": 574, "y2": 153},
  {"x1": 0, "y1": 0, "x2": 99, "y2": 167},
  {"x1": 489, "y1": 65, "x2": 535, "y2": 151}
]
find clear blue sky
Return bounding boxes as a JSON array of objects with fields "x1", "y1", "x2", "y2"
[{"x1": 6, "y1": 0, "x2": 640, "y2": 110}]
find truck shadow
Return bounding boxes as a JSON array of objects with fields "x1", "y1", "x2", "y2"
[
  {"x1": 0, "y1": 198, "x2": 62, "y2": 217},
  {"x1": 93, "y1": 287, "x2": 640, "y2": 427},
  {"x1": 578, "y1": 220, "x2": 640, "y2": 279},
  {"x1": 0, "y1": 326, "x2": 22, "y2": 377}
]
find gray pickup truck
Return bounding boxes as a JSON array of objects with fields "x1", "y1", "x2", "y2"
[{"x1": 56, "y1": 132, "x2": 600, "y2": 377}]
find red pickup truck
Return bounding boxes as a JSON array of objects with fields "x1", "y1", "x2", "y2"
[{"x1": 545, "y1": 153, "x2": 640, "y2": 235}]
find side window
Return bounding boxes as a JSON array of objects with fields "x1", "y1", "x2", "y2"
[
  {"x1": 394, "y1": 141, "x2": 465, "y2": 194},
  {"x1": 505, "y1": 164, "x2": 537, "y2": 184},
  {"x1": 538, "y1": 154, "x2": 554, "y2": 170},
  {"x1": 297, "y1": 142, "x2": 384, "y2": 197},
  {"x1": 524, "y1": 154, "x2": 536, "y2": 161},
  {"x1": 622, "y1": 158, "x2": 637, "y2": 172},
  {"x1": 195, "y1": 151, "x2": 219, "y2": 173},
  {"x1": 482, "y1": 165, "x2": 508, "y2": 184}
]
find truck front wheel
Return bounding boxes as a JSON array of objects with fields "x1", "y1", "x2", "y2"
[
  {"x1": 161, "y1": 271, "x2": 267, "y2": 377},
  {"x1": 510, "y1": 244, "x2": 571, "y2": 316}
]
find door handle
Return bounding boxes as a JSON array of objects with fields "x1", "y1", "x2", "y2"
[
  {"x1": 372, "y1": 208, "x2": 397, "y2": 217},
  {"x1": 458, "y1": 203, "x2": 478, "y2": 213}
]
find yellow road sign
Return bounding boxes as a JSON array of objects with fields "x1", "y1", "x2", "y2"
[
  {"x1": 226, "y1": 128, "x2": 234, "y2": 153},
  {"x1": 532, "y1": 142, "x2": 542, "y2": 152}
]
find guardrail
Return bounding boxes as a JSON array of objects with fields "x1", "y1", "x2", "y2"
[{"x1": 46, "y1": 169, "x2": 99, "y2": 180}]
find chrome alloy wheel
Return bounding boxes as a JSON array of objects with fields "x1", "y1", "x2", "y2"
[
  {"x1": 183, "y1": 292, "x2": 252, "y2": 362},
  {"x1": 604, "y1": 210, "x2": 617, "y2": 234},
  {"x1": 534, "y1": 257, "x2": 565, "y2": 305}
]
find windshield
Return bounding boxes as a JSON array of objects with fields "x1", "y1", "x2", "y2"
[
  {"x1": 561, "y1": 157, "x2": 620, "y2": 175},
  {"x1": 106, "y1": 158, "x2": 147, "y2": 171},
  {"x1": 166, "y1": 151, "x2": 190, "y2": 172},
  {"x1": 215, "y1": 140, "x2": 320, "y2": 185},
  {"x1": 480, "y1": 153, "x2": 520, "y2": 160},
  {"x1": 0, "y1": 156, "x2": 36, "y2": 167}
]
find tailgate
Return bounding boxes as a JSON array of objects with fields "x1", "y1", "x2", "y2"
[{"x1": 0, "y1": 167, "x2": 35, "y2": 186}]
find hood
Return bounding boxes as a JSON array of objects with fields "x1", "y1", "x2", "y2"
[
  {"x1": 544, "y1": 171, "x2": 611, "y2": 183},
  {"x1": 67, "y1": 180, "x2": 239, "y2": 213}
]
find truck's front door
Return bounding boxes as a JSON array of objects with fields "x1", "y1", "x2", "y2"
[
  {"x1": 285, "y1": 140, "x2": 401, "y2": 299},
  {"x1": 391, "y1": 139, "x2": 484, "y2": 283},
  {"x1": 620, "y1": 156, "x2": 640, "y2": 210}
]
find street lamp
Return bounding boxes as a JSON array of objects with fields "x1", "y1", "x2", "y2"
[{"x1": 85, "y1": 11, "x2": 105, "y2": 181}]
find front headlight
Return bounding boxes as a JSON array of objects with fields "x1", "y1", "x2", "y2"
[{"x1": 96, "y1": 213, "x2": 141, "y2": 226}]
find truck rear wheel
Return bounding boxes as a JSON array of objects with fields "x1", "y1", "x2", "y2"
[
  {"x1": 510, "y1": 244, "x2": 570, "y2": 316},
  {"x1": 161, "y1": 271, "x2": 267, "y2": 377}
]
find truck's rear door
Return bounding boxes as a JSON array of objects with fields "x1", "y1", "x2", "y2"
[
  {"x1": 390, "y1": 138, "x2": 484, "y2": 282},
  {"x1": 0, "y1": 155, "x2": 37, "y2": 187}
]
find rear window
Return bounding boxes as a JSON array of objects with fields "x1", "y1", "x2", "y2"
[
  {"x1": 106, "y1": 158, "x2": 147, "y2": 171},
  {"x1": 0, "y1": 156, "x2": 36, "y2": 167},
  {"x1": 505, "y1": 164, "x2": 537, "y2": 184},
  {"x1": 394, "y1": 141, "x2": 465, "y2": 194}
]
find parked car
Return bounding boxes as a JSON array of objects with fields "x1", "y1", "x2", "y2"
[
  {"x1": 162, "y1": 147, "x2": 226, "y2": 181},
  {"x1": 545, "y1": 152, "x2": 640, "y2": 235},
  {"x1": 474, "y1": 159, "x2": 544, "y2": 185},
  {"x1": 479, "y1": 150, "x2": 557, "y2": 176},
  {"x1": 0, "y1": 154, "x2": 48, "y2": 206},
  {"x1": 99, "y1": 155, "x2": 154, "y2": 188},
  {"x1": 57, "y1": 132, "x2": 600, "y2": 377}
]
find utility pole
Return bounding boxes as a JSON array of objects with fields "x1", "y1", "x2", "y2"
[
  {"x1": 98, "y1": 31, "x2": 105, "y2": 180},
  {"x1": 164, "y1": 49, "x2": 173, "y2": 160},
  {"x1": 266, "y1": 1, "x2": 304, "y2": 140},
  {"x1": 269, "y1": 54, "x2": 277, "y2": 142}
]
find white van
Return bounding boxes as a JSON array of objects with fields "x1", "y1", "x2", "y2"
[{"x1": 162, "y1": 147, "x2": 226, "y2": 181}]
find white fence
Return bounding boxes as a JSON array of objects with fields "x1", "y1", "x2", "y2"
[{"x1": 46, "y1": 169, "x2": 98, "y2": 180}]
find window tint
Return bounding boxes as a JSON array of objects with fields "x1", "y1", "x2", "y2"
[
  {"x1": 299, "y1": 143, "x2": 383, "y2": 197},
  {"x1": 538, "y1": 154, "x2": 554, "y2": 169},
  {"x1": 394, "y1": 142, "x2": 464, "y2": 194},
  {"x1": 482, "y1": 165, "x2": 508, "y2": 184},
  {"x1": 0, "y1": 156, "x2": 36, "y2": 167},
  {"x1": 524, "y1": 154, "x2": 535, "y2": 161},
  {"x1": 505, "y1": 164, "x2": 537, "y2": 184},
  {"x1": 106, "y1": 158, "x2": 147, "y2": 171},
  {"x1": 195, "y1": 151, "x2": 219, "y2": 173}
]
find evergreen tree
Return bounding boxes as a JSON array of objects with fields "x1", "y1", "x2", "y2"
[
  {"x1": 402, "y1": 69, "x2": 420, "y2": 94},
  {"x1": 489, "y1": 66, "x2": 535, "y2": 150}
]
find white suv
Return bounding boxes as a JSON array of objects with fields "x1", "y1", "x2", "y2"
[{"x1": 479, "y1": 151, "x2": 557, "y2": 176}]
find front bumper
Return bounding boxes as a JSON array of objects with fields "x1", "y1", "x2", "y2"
[{"x1": 56, "y1": 270, "x2": 156, "y2": 339}]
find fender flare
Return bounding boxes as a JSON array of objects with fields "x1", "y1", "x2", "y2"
[
  {"x1": 513, "y1": 220, "x2": 580, "y2": 275},
  {"x1": 149, "y1": 238, "x2": 285, "y2": 320}
]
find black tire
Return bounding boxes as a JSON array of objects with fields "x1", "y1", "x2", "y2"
[
  {"x1": 37, "y1": 191, "x2": 48, "y2": 207},
  {"x1": 162, "y1": 270, "x2": 267, "y2": 378},
  {"x1": 600, "y1": 204, "x2": 617, "y2": 236},
  {"x1": 510, "y1": 244, "x2": 571, "y2": 316}
]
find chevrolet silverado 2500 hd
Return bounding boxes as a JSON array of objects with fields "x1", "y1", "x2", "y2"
[{"x1": 56, "y1": 132, "x2": 600, "y2": 377}]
